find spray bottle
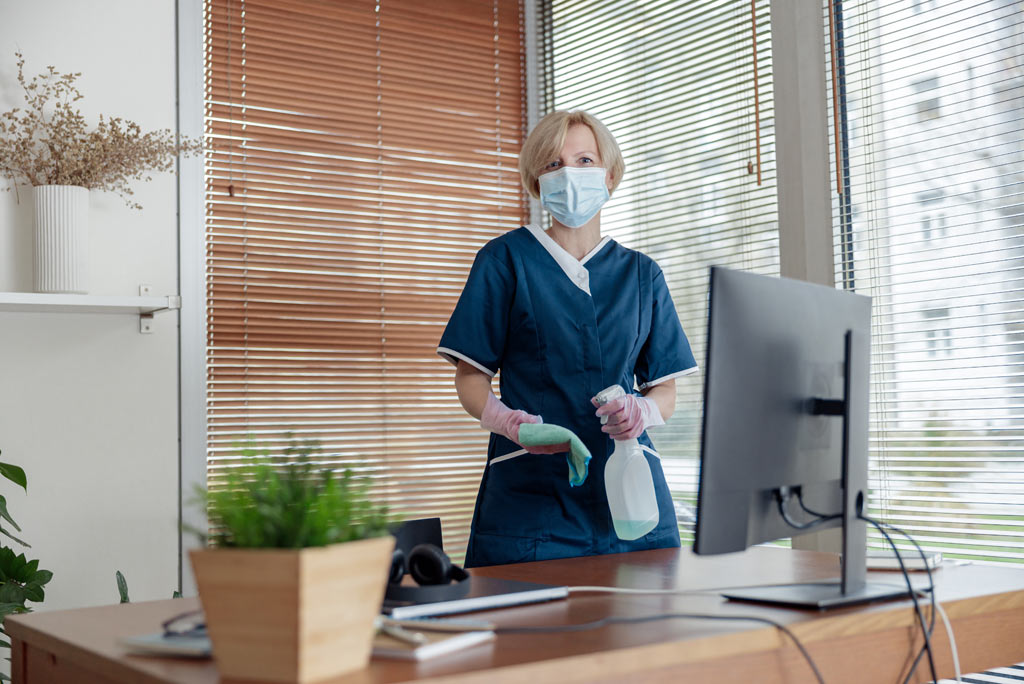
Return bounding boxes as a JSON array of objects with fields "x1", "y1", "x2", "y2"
[{"x1": 594, "y1": 384, "x2": 659, "y2": 540}]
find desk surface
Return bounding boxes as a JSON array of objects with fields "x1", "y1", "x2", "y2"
[{"x1": 8, "y1": 546, "x2": 1024, "y2": 684}]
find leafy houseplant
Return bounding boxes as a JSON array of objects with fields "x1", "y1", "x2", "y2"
[
  {"x1": 188, "y1": 439, "x2": 395, "y2": 684},
  {"x1": 0, "y1": 452, "x2": 52, "y2": 683}
]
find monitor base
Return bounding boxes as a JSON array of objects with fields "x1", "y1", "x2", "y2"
[{"x1": 722, "y1": 581, "x2": 918, "y2": 609}]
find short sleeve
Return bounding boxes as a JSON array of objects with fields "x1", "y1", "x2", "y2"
[
  {"x1": 437, "y1": 249, "x2": 514, "y2": 377},
  {"x1": 635, "y1": 265, "x2": 698, "y2": 390}
]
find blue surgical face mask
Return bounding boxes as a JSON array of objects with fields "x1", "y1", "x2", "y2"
[{"x1": 538, "y1": 167, "x2": 610, "y2": 229}]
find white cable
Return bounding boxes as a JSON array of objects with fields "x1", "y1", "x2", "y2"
[
  {"x1": 567, "y1": 585, "x2": 707, "y2": 596},
  {"x1": 923, "y1": 590, "x2": 961, "y2": 683}
]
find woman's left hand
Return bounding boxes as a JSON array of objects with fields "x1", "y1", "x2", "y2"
[{"x1": 594, "y1": 394, "x2": 665, "y2": 440}]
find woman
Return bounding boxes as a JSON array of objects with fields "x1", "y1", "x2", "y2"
[{"x1": 437, "y1": 110, "x2": 698, "y2": 567}]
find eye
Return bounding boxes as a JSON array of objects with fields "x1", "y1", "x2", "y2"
[
  {"x1": 545, "y1": 160, "x2": 562, "y2": 169},
  {"x1": 579, "y1": 157, "x2": 594, "y2": 164}
]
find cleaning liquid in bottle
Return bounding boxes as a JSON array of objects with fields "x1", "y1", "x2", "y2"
[{"x1": 594, "y1": 384, "x2": 659, "y2": 540}]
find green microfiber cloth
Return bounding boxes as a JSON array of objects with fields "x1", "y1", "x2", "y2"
[{"x1": 517, "y1": 423, "x2": 591, "y2": 487}]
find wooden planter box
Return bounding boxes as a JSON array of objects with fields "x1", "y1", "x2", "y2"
[{"x1": 190, "y1": 536, "x2": 394, "y2": 683}]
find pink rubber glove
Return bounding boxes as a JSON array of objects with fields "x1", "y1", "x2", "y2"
[
  {"x1": 594, "y1": 393, "x2": 665, "y2": 440},
  {"x1": 480, "y1": 394, "x2": 568, "y2": 454}
]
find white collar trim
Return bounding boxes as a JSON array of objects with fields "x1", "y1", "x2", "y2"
[{"x1": 525, "y1": 223, "x2": 611, "y2": 296}]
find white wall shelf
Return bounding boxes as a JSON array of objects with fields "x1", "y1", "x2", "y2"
[{"x1": 0, "y1": 292, "x2": 181, "y2": 333}]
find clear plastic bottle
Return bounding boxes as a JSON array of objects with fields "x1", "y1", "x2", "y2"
[{"x1": 594, "y1": 384, "x2": 660, "y2": 540}]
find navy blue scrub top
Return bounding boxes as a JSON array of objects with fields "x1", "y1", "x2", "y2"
[{"x1": 437, "y1": 224, "x2": 698, "y2": 568}]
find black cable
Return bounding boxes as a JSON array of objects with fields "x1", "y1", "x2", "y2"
[
  {"x1": 794, "y1": 489, "x2": 839, "y2": 521},
  {"x1": 776, "y1": 489, "x2": 840, "y2": 530},
  {"x1": 792, "y1": 489, "x2": 938, "y2": 684},
  {"x1": 858, "y1": 515, "x2": 938, "y2": 684},
  {"x1": 495, "y1": 612, "x2": 826, "y2": 684},
  {"x1": 871, "y1": 518, "x2": 939, "y2": 684}
]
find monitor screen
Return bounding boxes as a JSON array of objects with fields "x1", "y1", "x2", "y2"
[
  {"x1": 692, "y1": 267, "x2": 907, "y2": 608},
  {"x1": 694, "y1": 266, "x2": 869, "y2": 556}
]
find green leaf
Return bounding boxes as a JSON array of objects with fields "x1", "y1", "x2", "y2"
[
  {"x1": 22, "y1": 583, "x2": 43, "y2": 603},
  {"x1": 0, "y1": 496, "x2": 21, "y2": 533},
  {"x1": 0, "y1": 671, "x2": 9, "y2": 681},
  {"x1": 0, "y1": 525, "x2": 29, "y2": 549},
  {"x1": 116, "y1": 570, "x2": 129, "y2": 604},
  {"x1": 0, "y1": 602, "x2": 28, "y2": 618},
  {"x1": 172, "y1": 590, "x2": 182, "y2": 599},
  {"x1": 0, "y1": 640, "x2": 9, "y2": 649},
  {"x1": 0, "y1": 584, "x2": 25, "y2": 605},
  {"x1": 0, "y1": 463, "x2": 26, "y2": 492},
  {"x1": 31, "y1": 570, "x2": 52, "y2": 587},
  {"x1": 8, "y1": 554, "x2": 31, "y2": 584},
  {"x1": 0, "y1": 548, "x2": 14, "y2": 571}
]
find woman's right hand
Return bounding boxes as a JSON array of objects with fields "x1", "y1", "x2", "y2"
[{"x1": 480, "y1": 394, "x2": 567, "y2": 454}]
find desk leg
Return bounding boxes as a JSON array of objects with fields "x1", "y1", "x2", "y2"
[
  {"x1": 11, "y1": 636, "x2": 25, "y2": 684},
  {"x1": 10, "y1": 636, "x2": 113, "y2": 684}
]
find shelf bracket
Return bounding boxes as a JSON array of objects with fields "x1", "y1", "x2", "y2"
[
  {"x1": 139, "y1": 285, "x2": 155, "y2": 334},
  {"x1": 135, "y1": 285, "x2": 182, "y2": 334}
]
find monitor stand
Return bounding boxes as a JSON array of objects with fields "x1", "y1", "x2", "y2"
[
  {"x1": 721, "y1": 579, "x2": 917, "y2": 610},
  {"x1": 722, "y1": 330, "x2": 916, "y2": 610}
]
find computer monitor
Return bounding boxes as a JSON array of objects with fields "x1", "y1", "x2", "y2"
[{"x1": 693, "y1": 266, "x2": 910, "y2": 608}]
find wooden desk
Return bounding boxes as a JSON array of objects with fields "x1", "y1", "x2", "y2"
[{"x1": 8, "y1": 546, "x2": 1024, "y2": 683}]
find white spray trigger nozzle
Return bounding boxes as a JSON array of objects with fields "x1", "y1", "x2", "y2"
[{"x1": 594, "y1": 385, "x2": 625, "y2": 425}]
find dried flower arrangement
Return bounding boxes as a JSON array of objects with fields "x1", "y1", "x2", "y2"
[{"x1": 0, "y1": 52, "x2": 202, "y2": 210}]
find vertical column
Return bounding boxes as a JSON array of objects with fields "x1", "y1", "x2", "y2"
[
  {"x1": 771, "y1": 0, "x2": 835, "y2": 287},
  {"x1": 771, "y1": 0, "x2": 841, "y2": 552}
]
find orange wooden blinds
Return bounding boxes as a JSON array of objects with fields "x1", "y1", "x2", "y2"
[{"x1": 204, "y1": 0, "x2": 528, "y2": 557}]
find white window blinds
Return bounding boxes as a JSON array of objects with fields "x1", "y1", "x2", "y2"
[
  {"x1": 539, "y1": 0, "x2": 779, "y2": 540},
  {"x1": 828, "y1": 0, "x2": 1024, "y2": 562},
  {"x1": 204, "y1": 0, "x2": 527, "y2": 559}
]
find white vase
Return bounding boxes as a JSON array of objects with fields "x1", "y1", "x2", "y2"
[{"x1": 33, "y1": 184, "x2": 89, "y2": 294}]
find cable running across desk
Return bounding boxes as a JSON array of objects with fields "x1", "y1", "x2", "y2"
[{"x1": 495, "y1": 612, "x2": 826, "y2": 684}]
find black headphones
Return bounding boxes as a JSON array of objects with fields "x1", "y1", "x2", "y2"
[{"x1": 384, "y1": 519, "x2": 471, "y2": 604}]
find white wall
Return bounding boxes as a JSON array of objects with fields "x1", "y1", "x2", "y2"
[{"x1": 0, "y1": 1, "x2": 180, "y2": 610}]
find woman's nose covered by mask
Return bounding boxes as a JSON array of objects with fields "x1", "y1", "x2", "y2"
[{"x1": 538, "y1": 166, "x2": 609, "y2": 228}]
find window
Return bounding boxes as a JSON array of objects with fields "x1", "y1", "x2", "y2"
[
  {"x1": 204, "y1": 0, "x2": 527, "y2": 559},
  {"x1": 922, "y1": 308, "x2": 952, "y2": 357},
  {"x1": 829, "y1": 0, "x2": 1024, "y2": 562},
  {"x1": 911, "y1": 76, "x2": 941, "y2": 122},
  {"x1": 539, "y1": 0, "x2": 778, "y2": 540},
  {"x1": 917, "y1": 190, "x2": 947, "y2": 241}
]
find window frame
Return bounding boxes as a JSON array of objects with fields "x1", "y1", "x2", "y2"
[
  {"x1": 175, "y1": 0, "x2": 844, "y2": 592},
  {"x1": 178, "y1": 0, "x2": 208, "y2": 598}
]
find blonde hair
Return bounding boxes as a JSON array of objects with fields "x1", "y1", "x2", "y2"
[{"x1": 518, "y1": 110, "x2": 625, "y2": 200}]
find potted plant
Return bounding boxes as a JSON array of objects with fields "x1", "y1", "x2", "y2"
[
  {"x1": 188, "y1": 439, "x2": 394, "y2": 684},
  {"x1": 0, "y1": 52, "x2": 202, "y2": 294},
  {"x1": 0, "y1": 450, "x2": 53, "y2": 683}
]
